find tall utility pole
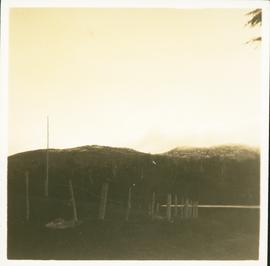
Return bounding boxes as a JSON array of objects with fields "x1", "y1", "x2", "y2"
[
  {"x1": 25, "y1": 171, "x2": 30, "y2": 221},
  {"x1": 45, "y1": 116, "x2": 49, "y2": 197}
]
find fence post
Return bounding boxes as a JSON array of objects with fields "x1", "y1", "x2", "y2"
[
  {"x1": 174, "y1": 194, "x2": 178, "y2": 217},
  {"x1": 193, "y1": 201, "x2": 198, "y2": 218},
  {"x1": 189, "y1": 200, "x2": 193, "y2": 218},
  {"x1": 25, "y1": 171, "x2": 30, "y2": 221},
  {"x1": 180, "y1": 197, "x2": 184, "y2": 219},
  {"x1": 147, "y1": 202, "x2": 151, "y2": 216},
  {"x1": 184, "y1": 198, "x2": 189, "y2": 219},
  {"x1": 125, "y1": 186, "x2": 133, "y2": 221},
  {"x1": 99, "y1": 182, "x2": 109, "y2": 220},
  {"x1": 192, "y1": 201, "x2": 195, "y2": 218},
  {"x1": 156, "y1": 202, "x2": 160, "y2": 215},
  {"x1": 151, "y1": 192, "x2": 156, "y2": 219},
  {"x1": 166, "y1": 193, "x2": 172, "y2": 222},
  {"x1": 191, "y1": 201, "x2": 194, "y2": 218},
  {"x1": 69, "y1": 179, "x2": 78, "y2": 223}
]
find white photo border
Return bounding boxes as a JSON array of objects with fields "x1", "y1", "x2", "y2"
[{"x1": 1, "y1": 1, "x2": 269, "y2": 266}]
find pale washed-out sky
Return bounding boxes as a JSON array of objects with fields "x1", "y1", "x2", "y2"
[{"x1": 8, "y1": 8, "x2": 261, "y2": 155}]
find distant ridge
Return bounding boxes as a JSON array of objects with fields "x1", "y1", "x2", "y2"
[
  {"x1": 9, "y1": 144, "x2": 146, "y2": 158},
  {"x1": 9, "y1": 143, "x2": 259, "y2": 159},
  {"x1": 163, "y1": 144, "x2": 259, "y2": 160},
  {"x1": 62, "y1": 145, "x2": 143, "y2": 154}
]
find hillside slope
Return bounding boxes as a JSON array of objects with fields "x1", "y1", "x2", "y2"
[{"x1": 8, "y1": 144, "x2": 260, "y2": 206}]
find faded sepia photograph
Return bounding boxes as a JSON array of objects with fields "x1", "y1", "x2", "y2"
[{"x1": 5, "y1": 3, "x2": 268, "y2": 262}]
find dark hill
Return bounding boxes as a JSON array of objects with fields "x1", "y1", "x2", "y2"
[
  {"x1": 164, "y1": 144, "x2": 259, "y2": 160},
  {"x1": 8, "y1": 144, "x2": 260, "y2": 222}
]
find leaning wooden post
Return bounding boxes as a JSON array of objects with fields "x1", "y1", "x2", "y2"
[
  {"x1": 125, "y1": 186, "x2": 133, "y2": 221},
  {"x1": 25, "y1": 171, "x2": 30, "y2": 221},
  {"x1": 151, "y1": 192, "x2": 156, "y2": 219},
  {"x1": 174, "y1": 194, "x2": 178, "y2": 217},
  {"x1": 99, "y1": 182, "x2": 109, "y2": 220},
  {"x1": 166, "y1": 193, "x2": 172, "y2": 222},
  {"x1": 69, "y1": 179, "x2": 78, "y2": 223}
]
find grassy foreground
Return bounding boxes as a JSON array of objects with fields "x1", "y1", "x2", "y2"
[{"x1": 8, "y1": 208, "x2": 259, "y2": 260}]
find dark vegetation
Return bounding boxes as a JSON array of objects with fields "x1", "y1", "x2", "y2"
[
  {"x1": 246, "y1": 9, "x2": 262, "y2": 42},
  {"x1": 8, "y1": 208, "x2": 259, "y2": 260},
  {"x1": 8, "y1": 144, "x2": 260, "y2": 206},
  {"x1": 8, "y1": 144, "x2": 260, "y2": 259}
]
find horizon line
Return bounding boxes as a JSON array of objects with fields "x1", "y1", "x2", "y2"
[{"x1": 8, "y1": 142, "x2": 260, "y2": 157}]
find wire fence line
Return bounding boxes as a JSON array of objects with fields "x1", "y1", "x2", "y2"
[
  {"x1": 21, "y1": 169, "x2": 259, "y2": 224},
  {"x1": 160, "y1": 204, "x2": 260, "y2": 209}
]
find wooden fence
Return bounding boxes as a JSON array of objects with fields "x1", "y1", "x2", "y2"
[{"x1": 22, "y1": 171, "x2": 258, "y2": 225}]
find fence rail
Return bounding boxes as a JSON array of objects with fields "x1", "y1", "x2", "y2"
[{"x1": 160, "y1": 204, "x2": 260, "y2": 209}]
